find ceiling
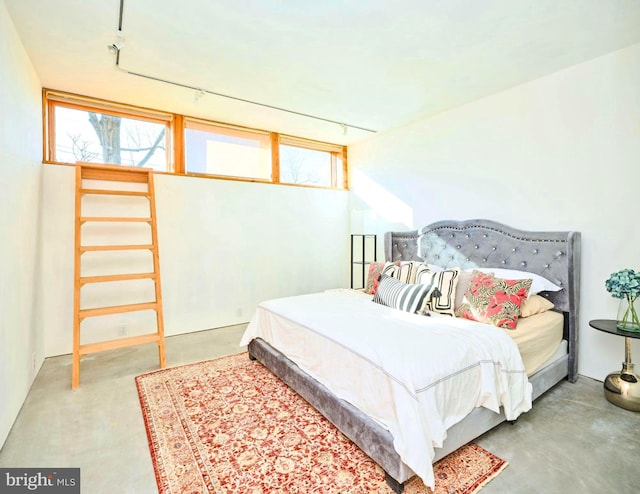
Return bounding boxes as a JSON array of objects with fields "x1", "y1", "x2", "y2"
[{"x1": 5, "y1": 0, "x2": 640, "y2": 144}]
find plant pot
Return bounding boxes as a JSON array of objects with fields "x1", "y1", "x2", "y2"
[{"x1": 617, "y1": 295, "x2": 640, "y2": 332}]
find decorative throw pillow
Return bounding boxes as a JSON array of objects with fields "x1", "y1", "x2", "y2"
[
  {"x1": 466, "y1": 268, "x2": 561, "y2": 297},
  {"x1": 392, "y1": 261, "x2": 425, "y2": 284},
  {"x1": 455, "y1": 270, "x2": 532, "y2": 329},
  {"x1": 519, "y1": 294, "x2": 555, "y2": 318},
  {"x1": 372, "y1": 275, "x2": 433, "y2": 314},
  {"x1": 415, "y1": 266, "x2": 461, "y2": 317},
  {"x1": 364, "y1": 262, "x2": 399, "y2": 295}
]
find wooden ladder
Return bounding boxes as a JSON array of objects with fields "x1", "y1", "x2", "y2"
[{"x1": 72, "y1": 163, "x2": 166, "y2": 389}]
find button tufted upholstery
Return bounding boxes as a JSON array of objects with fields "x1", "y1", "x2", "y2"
[{"x1": 383, "y1": 219, "x2": 581, "y2": 382}]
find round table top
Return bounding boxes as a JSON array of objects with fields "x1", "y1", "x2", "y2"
[{"x1": 589, "y1": 319, "x2": 640, "y2": 339}]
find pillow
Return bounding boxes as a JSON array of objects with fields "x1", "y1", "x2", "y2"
[
  {"x1": 454, "y1": 270, "x2": 474, "y2": 310},
  {"x1": 468, "y1": 267, "x2": 561, "y2": 297},
  {"x1": 372, "y1": 275, "x2": 433, "y2": 314},
  {"x1": 392, "y1": 261, "x2": 425, "y2": 284},
  {"x1": 365, "y1": 261, "x2": 427, "y2": 294},
  {"x1": 519, "y1": 294, "x2": 555, "y2": 318},
  {"x1": 415, "y1": 265, "x2": 461, "y2": 316},
  {"x1": 364, "y1": 261, "x2": 399, "y2": 295},
  {"x1": 455, "y1": 270, "x2": 532, "y2": 329}
]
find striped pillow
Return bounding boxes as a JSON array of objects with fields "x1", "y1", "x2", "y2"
[{"x1": 372, "y1": 275, "x2": 432, "y2": 314}]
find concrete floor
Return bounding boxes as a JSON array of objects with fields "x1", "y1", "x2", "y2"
[{"x1": 1, "y1": 324, "x2": 638, "y2": 493}]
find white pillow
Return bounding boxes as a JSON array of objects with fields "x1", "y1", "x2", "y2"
[{"x1": 466, "y1": 267, "x2": 561, "y2": 296}]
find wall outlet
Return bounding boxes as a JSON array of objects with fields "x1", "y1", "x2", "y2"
[
  {"x1": 118, "y1": 320, "x2": 129, "y2": 336},
  {"x1": 236, "y1": 307, "x2": 243, "y2": 317}
]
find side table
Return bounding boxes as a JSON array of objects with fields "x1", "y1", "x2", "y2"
[{"x1": 589, "y1": 319, "x2": 640, "y2": 412}]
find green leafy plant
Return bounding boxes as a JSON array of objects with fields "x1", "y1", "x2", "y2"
[{"x1": 605, "y1": 268, "x2": 640, "y2": 330}]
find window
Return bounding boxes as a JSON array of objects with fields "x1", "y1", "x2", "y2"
[
  {"x1": 280, "y1": 145, "x2": 331, "y2": 187},
  {"x1": 279, "y1": 135, "x2": 346, "y2": 189},
  {"x1": 184, "y1": 120, "x2": 271, "y2": 180},
  {"x1": 43, "y1": 89, "x2": 348, "y2": 189},
  {"x1": 46, "y1": 91, "x2": 172, "y2": 171}
]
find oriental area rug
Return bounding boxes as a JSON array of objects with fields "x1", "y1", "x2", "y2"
[{"x1": 136, "y1": 353, "x2": 507, "y2": 494}]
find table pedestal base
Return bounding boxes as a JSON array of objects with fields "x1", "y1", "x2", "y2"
[{"x1": 604, "y1": 363, "x2": 640, "y2": 412}]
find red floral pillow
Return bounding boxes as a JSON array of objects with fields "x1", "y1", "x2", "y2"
[
  {"x1": 364, "y1": 262, "x2": 399, "y2": 295},
  {"x1": 455, "y1": 270, "x2": 532, "y2": 329}
]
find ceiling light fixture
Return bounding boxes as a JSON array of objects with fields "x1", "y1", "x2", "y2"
[
  {"x1": 107, "y1": 30, "x2": 125, "y2": 55},
  {"x1": 194, "y1": 89, "x2": 206, "y2": 103},
  {"x1": 107, "y1": 41, "x2": 125, "y2": 55}
]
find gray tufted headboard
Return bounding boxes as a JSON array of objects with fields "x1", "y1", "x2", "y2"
[{"x1": 384, "y1": 219, "x2": 581, "y2": 382}]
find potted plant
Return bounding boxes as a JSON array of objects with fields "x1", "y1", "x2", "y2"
[{"x1": 605, "y1": 268, "x2": 640, "y2": 332}]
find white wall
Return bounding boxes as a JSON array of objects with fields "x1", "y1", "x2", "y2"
[
  {"x1": 349, "y1": 43, "x2": 640, "y2": 381},
  {"x1": 0, "y1": 0, "x2": 43, "y2": 448},
  {"x1": 39, "y1": 166, "x2": 350, "y2": 357}
]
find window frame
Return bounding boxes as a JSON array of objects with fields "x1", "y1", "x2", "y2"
[
  {"x1": 44, "y1": 90, "x2": 174, "y2": 170},
  {"x1": 43, "y1": 89, "x2": 348, "y2": 190}
]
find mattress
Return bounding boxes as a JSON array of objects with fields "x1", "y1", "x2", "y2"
[{"x1": 508, "y1": 310, "x2": 564, "y2": 376}]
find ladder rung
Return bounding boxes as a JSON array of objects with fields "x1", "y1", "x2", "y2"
[
  {"x1": 79, "y1": 301, "x2": 158, "y2": 319},
  {"x1": 80, "y1": 164, "x2": 151, "y2": 183},
  {"x1": 80, "y1": 244, "x2": 155, "y2": 252},
  {"x1": 80, "y1": 272, "x2": 157, "y2": 285},
  {"x1": 80, "y1": 188, "x2": 150, "y2": 197},
  {"x1": 79, "y1": 333, "x2": 161, "y2": 355},
  {"x1": 81, "y1": 216, "x2": 152, "y2": 223}
]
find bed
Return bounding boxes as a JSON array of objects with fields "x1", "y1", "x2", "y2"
[{"x1": 241, "y1": 219, "x2": 581, "y2": 492}]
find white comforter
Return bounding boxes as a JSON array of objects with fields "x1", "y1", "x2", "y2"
[{"x1": 240, "y1": 290, "x2": 532, "y2": 489}]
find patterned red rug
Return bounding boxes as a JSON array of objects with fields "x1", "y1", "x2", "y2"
[{"x1": 136, "y1": 353, "x2": 507, "y2": 493}]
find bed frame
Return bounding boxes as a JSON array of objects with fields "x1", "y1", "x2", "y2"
[{"x1": 248, "y1": 219, "x2": 581, "y2": 493}]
